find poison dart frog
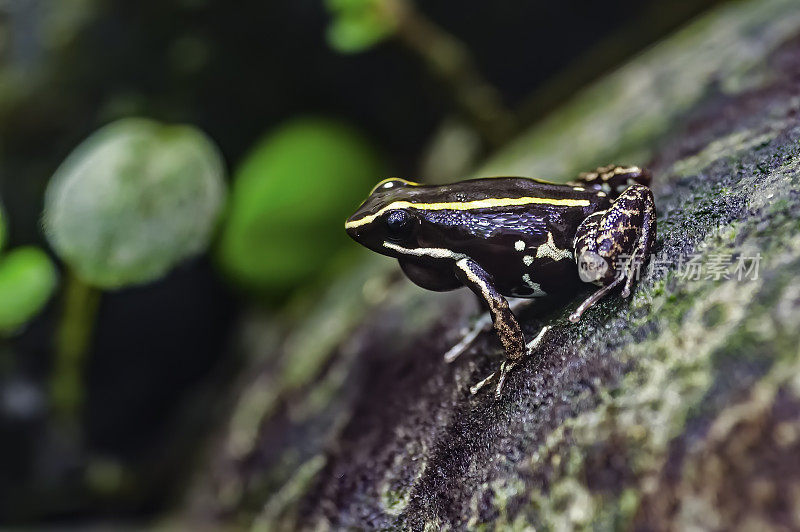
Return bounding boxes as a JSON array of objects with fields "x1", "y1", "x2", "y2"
[{"x1": 345, "y1": 165, "x2": 656, "y2": 397}]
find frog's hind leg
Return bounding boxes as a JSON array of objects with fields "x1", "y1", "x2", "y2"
[
  {"x1": 570, "y1": 183, "x2": 656, "y2": 323},
  {"x1": 568, "y1": 165, "x2": 651, "y2": 198}
]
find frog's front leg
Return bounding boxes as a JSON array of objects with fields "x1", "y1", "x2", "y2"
[
  {"x1": 453, "y1": 258, "x2": 531, "y2": 398},
  {"x1": 454, "y1": 258, "x2": 526, "y2": 361},
  {"x1": 570, "y1": 183, "x2": 656, "y2": 322}
]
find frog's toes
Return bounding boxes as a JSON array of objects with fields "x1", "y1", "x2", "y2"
[
  {"x1": 471, "y1": 326, "x2": 551, "y2": 398},
  {"x1": 469, "y1": 369, "x2": 498, "y2": 395},
  {"x1": 569, "y1": 275, "x2": 625, "y2": 322},
  {"x1": 525, "y1": 325, "x2": 552, "y2": 353},
  {"x1": 443, "y1": 313, "x2": 492, "y2": 363},
  {"x1": 469, "y1": 360, "x2": 519, "y2": 398},
  {"x1": 493, "y1": 360, "x2": 518, "y2": 399}
]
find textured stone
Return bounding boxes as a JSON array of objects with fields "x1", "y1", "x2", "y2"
[{"x1": 185, "y1": 0, "x2": 800, "y2": 529}]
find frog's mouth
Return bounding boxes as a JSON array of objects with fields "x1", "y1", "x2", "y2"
[
  {"x1": 344, "y1": 215, "x2": 369, "y2": 244},
  {"x1": 343, "y1": 217, "x2": 386, "y2": 255}
]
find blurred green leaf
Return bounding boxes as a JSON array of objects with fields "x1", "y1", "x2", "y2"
[
  {"x1": 216, "y1": 117, "x2": 384, "y2": 299},
  {"x1": 0, "y1": 203, "x2": 6, "y2": 253},
  {"x1": 43, "y1": 118, "x2": 227, "y2": 289},
  {"x1": 325, "y1": 0, "x2": 397, "y2": 53},
  {"x1": 0, "y1": 246, "x2": 58, "y2": 333}
]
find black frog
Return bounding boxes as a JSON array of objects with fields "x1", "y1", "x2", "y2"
[{"x1": 345, "y1": 165, "x2": 656, "y2": 396}]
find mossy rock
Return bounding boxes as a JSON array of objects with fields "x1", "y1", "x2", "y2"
[{"x1": 185, "y1": 0, "x2": 800, "y2": 529}]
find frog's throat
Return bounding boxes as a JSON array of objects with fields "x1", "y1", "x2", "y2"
[{"x1": 345, "y1": 197, "x2": 592, "y2": 230}]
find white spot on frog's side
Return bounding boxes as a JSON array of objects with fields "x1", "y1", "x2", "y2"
[
  {"x1": 522, "y1": 274, "x2": 547, "y2": 297},
  {"x1": 535, "y1": 232, "x2": 573, "y2": 261},
  {"x1": 514, "y1": 240, "x2": 525, "y2": 252},
  {"x1": 523, "y1": 255, "x2": 534, "y2": 266}
]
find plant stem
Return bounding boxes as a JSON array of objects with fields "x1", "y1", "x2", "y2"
[
  {"x1": 52, "y1": 270, "x2": 100, "y2": 425},
  {"x1": 384, "y1": 0, "x2": 516, "y2": 147}
]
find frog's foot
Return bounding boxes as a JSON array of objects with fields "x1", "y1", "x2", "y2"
[
  {"x1": 469, "y1": 360, "x2": 519, "y2": 399},
  {"x1": 620, "y1": 244, "x2": 642, "y2": 298},
  {"x1": 568, "y1": 276, "x2": 624, "y2": 323},
  {"x1": 444, "y1": 313, "x2": 492, "y2": 363},
  {"x1": 569, "y1": 243, "x2": 645, "y2": 323},
  {"x1": 444, "y1": 298, "x2": 533, "y2": 364},
  {"x1": 469, "y1": 325, "x2": 552, "y2": 398}
]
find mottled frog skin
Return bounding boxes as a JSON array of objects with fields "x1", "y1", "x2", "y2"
[{"x1": 345, "y1": 165, "x2": 656, "y2": 396}]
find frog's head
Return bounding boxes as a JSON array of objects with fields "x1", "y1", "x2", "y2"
[{"x1": 345, "y1": 178, "x2": 424, "y2": 256}]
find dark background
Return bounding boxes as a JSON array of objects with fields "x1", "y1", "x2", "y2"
[{"x1": 0, "y1": 0, "x2": 723, "y2": 523}]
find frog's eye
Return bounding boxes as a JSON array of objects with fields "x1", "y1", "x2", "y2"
[
  {"x1": 385, "y1": 209, "x2": 414, "y2": 238},
  {"x1": 370, "y1": 178, "x2": 419, "y2": 195}
]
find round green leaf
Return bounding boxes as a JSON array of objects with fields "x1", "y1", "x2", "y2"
[
  {"x1": 0, "y1": 246, "x2": 58, "y2": 333},
  {"x1": 325, "y1": 0, "x2": 396, "y2": 53},
  {"x1": 43, "y1": 118, "x2": 227, "y2": 288},
  {"x1": 216, "y1": 117, "x2": 383, "y2": 298}
]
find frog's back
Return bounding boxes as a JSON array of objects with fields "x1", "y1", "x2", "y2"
[
  {"x1": 406, "y1": 177, "x2": 600, "y2": 203},
  {"x1": 408, "y1": 177, "x2": 606, "y2": 298}
]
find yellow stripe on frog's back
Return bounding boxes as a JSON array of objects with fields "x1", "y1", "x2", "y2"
[{"x1": 344, "y1": 196, "x2": 591, "y2": 229}]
